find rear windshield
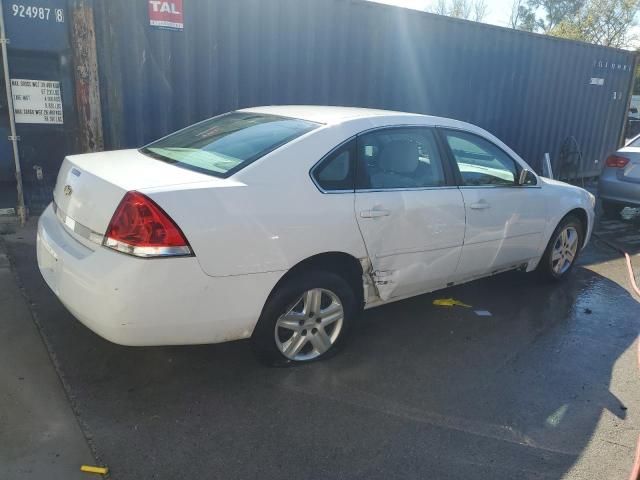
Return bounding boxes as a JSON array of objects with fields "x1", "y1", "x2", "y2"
[{"x1": 140, "y1": 112, "x2": 320, "y2": 177}]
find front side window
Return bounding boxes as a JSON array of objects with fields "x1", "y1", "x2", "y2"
[
  {"x1": 312, "y1": 140, "x2": 356, "y2": 191},
  {"x1": 356, "y1": 127, "x2": 446, "y2": 190},
  {"x1": 141, "y1": 112, "x2": 320, "y2": 177},
  {"x1": 443, "y1": 130, "x2": 518, "y2": 186}
]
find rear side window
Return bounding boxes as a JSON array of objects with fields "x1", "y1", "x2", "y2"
[
  {"x1": 141, "y1": 112, "x2": 320, "y2": 178},
  {"x1": 356, "y1": 127, "x2": 446, "y2": 190},
  {"x1": 312, "y1": 140, "x2": 356, "y2": 192}
]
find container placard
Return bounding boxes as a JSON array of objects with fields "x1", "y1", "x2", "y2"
[
  {"x1": 148, "y1": 0, "x2": 183, "y2": 30},
  {"x1": 11, "y1": 78, "x2": 64, "y2": 125}
]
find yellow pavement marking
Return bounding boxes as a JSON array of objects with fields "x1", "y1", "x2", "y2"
[
  {"x1": 80, "y1": 465, "x2": 109, "y2": 475},
  {"x1": 433, "y1": 298, "x2": 471, "y2": 308}
]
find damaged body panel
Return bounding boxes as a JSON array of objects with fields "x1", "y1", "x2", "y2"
[{"x1": 354, "y1": 188, "x2": 466, "y2": 301}]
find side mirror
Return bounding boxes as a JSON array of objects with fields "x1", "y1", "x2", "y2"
[{"x1": 518, "y1": 168, "x2": 534, "y2": 185}]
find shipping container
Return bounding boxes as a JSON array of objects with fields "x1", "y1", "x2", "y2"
[
  {"x1": 94, "y1": 0, "x2": 636, "y2": 179},
  {"x1": 0, "y1": 0, "x2": 78, "y2": 215},
  {"x1": 1, "y1": 0, "x2": 637, "y2": 215}
]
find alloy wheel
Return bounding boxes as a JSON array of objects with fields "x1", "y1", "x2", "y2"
[
  {"x1": 274, "y1": 288, "x2": 344, "y2": 361},
  {"x1": 551, "y1": 226, "x2": 579, "y2": 275}
]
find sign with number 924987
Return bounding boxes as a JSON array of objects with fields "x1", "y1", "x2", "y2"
[{"x1": 11, "y1": 3, "x2": 64, "y2": 23}]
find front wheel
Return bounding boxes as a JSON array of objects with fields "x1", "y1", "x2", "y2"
[
  {"x1": 537, "y1": 215, "x2": 584, "y2": 281},
  {"x1": 251, "y1": 270, "x2": 358, "y2": 366}
]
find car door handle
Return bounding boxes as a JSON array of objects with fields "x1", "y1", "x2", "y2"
[
  {"x1": 360, "y1": 209, "x2": 391, "y2": 218},
  {"x1": 470, "y1": 201, "x2": 491, "y2": 210}
]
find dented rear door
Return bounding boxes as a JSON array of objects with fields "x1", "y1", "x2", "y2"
[{"x1": 354, "y1": 126, "x2": 465, "y2": 301}]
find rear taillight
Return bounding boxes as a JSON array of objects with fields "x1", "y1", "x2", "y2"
[
  {"x1": 103, "y1": 191, "x2": 193, "y2": 258},
  {"x1": 605, "y1": 154, "x2": 630, "y2": 168}
]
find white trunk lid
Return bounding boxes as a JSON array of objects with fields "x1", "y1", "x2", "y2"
[{"x1": 53, "y1": 149, "x2": 214, "y2": 234}]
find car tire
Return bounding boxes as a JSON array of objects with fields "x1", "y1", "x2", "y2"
[
  {"x1": 601, "y1": 200, "x2": 623, "y2": 218},
  {"x1": 537, "y1": 214, "x2": 584, "y2": 281},
  {"x1": 251, "y1": 270, "x2": 358, "y2": 366}
]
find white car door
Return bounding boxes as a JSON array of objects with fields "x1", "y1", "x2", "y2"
[
  {"x1": 354, "y1": 127, "x2": 466, "y2": 301},
  {"x1": 439, "y1": 128, "x2": 546, "y2": 280}
]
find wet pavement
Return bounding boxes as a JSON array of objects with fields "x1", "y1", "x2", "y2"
[
  {"x1": 595, "y1": 207, "x2": 640, "y2": 254},
  {"x1": 1, "y1": 211, "x2": 640, "y2": 480}
]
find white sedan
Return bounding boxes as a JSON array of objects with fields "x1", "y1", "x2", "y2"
[{"x1": 37, "y1": 106, "x2": 595, "y2": 365}]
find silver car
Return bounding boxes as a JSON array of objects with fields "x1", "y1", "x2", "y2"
[{"x1": 598, "y1": 135, "x2": 640, "y2": 216}]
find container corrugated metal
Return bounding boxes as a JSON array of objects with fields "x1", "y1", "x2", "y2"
[
  {"x1": 94, "y1": 0, "x2": 637, "y2": 177},
  {"x1": 1, "y1": 0, "x2": 78, "y2": 213}
]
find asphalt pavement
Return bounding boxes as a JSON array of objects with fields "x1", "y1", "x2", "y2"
[{"x1": 1, "y1": 211, "x2": 640, "y2": 480}]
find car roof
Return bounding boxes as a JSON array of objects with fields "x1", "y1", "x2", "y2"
[{"x1": 238, "y1": 105, "x2": 425, "y2": 125}]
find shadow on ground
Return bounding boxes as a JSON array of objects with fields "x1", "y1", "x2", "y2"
[{"x1": 2, "y1": 224, "x2": 639, "y2": 479}]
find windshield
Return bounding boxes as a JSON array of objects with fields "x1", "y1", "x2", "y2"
[{"x1": 141, "y1": 112, "x2": 320, "y2": 177}]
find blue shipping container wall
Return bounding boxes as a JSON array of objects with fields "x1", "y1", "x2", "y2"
[
  {"x1": 1, "y1": 0, "x2": 78, "y2": 212},
  {"x1": 94, "y1": 0, "x2": 636, "y2": 177}
]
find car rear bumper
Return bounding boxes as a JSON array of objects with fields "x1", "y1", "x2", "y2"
[
  {"x1": 598, "y1": 174, "x2": 640, "y2": 207},
  {"x1": 37, "y1": 204, "x2": 283, "y2": 346}
]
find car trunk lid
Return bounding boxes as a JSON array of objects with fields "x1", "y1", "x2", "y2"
[{"x1": 53, "y1": 149, "x2": 216, "y2": 236}]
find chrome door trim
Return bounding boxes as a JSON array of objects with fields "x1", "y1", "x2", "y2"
[
  {"x1": 356, "y1": 186, "x2": 460, "y2": 193},
  {"x1": 458, "y1": 185, "x2": 542, "y2": 190}
]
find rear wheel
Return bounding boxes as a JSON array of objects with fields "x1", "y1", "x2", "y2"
[
  {"x1": 537, "y1": 215, "x2": 584, "y2": 281},
  {"x1": 602, "y1": 200, "x2": 623, "y2": 218},
  {"x1": 252, "y1": 270, "x2": 357, "y2": 366}
]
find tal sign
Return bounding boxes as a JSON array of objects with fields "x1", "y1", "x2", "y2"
[{"x1": 148, "y1": 0, "x2": 183, "y2": 31}]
